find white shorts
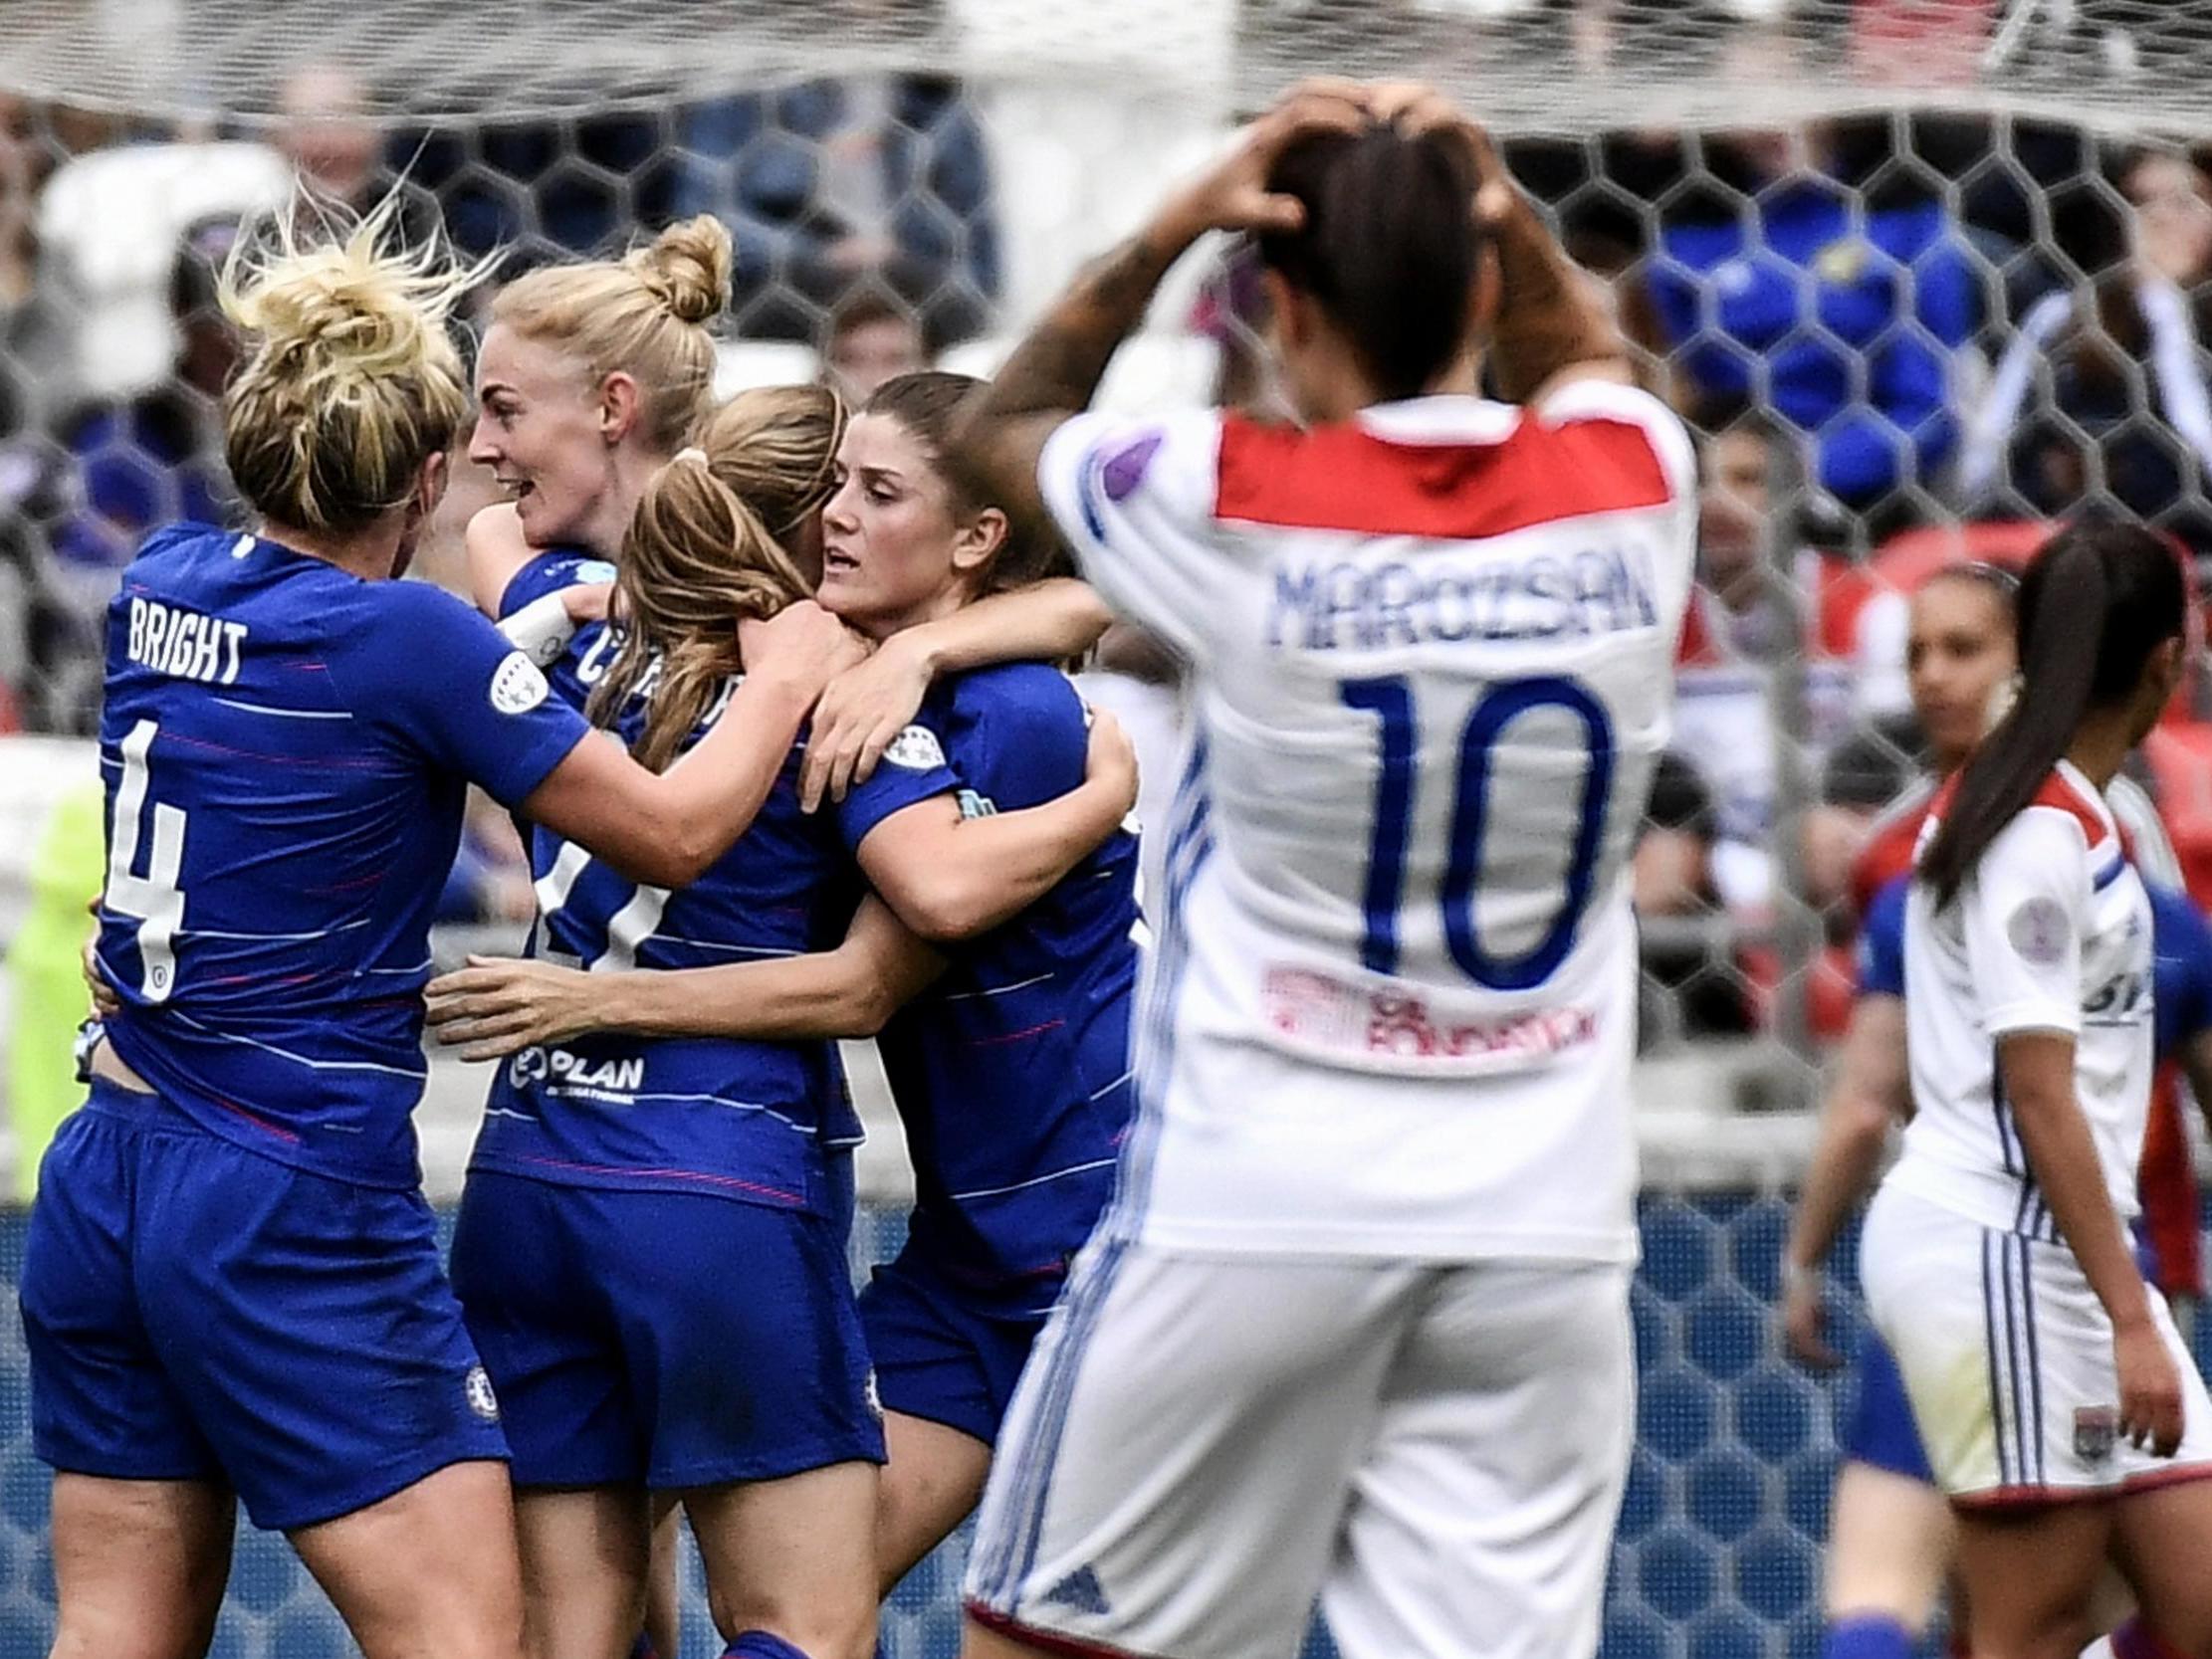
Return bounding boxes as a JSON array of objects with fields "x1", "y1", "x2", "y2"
[
  {"x1": 1862, "y1": 1182, "x2": 2212, "y2": 1505},
  {"x1": 963, "y1": 1242, "x2": 1634, "y2": 1659}
]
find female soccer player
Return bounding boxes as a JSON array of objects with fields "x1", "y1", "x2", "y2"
[
  {"x1": 1865, "y1": 522, "x2": 2212, "y2": 1659},
  {"x1": 459, "y1": 222, "x2": 1113, "y2": 1659},
  {"x1": 948, "y1": 77, "x2": 1684, "y2": 1659},
  {"x1": 429, "y1": 369, "x2": 1142, "y2": 1604},
  {"x1": 23, "y1": 199, "x2": 856, "y2": 1659},
  {"x1": 464, "y1": 217, "x2": 1109, "y2": 749},
  {"x1": 444, "y1": 377, "x2": 1138, "y2": 1659},
  {"x1": 1784, "y1": 561, "x2": 2212, "y2": 1659}
]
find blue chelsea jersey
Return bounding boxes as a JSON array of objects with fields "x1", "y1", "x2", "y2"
[
  {"x1": 94, "y1": 523, "x2": 590, "y2": 1187},
  {"x1": 841, "y1": 662, "x2": 1140, "y2": 1304},
  {"x1": 470, "y1": 550, "x2": 960, "y2": 1213}
]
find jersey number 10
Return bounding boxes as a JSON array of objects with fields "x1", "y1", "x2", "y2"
[{"x1": 1340, "y1": 674, "x2": 1614, "y2": 992}]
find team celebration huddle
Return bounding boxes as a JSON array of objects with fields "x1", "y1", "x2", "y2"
[{"x1": 30, "y1": 66, "x2": 2212, "y2": 1659}]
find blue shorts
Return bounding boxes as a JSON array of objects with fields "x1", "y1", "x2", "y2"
[
  {"x1": 21, "y1": 1081, "x2": 507, "y2": 1531},
  {"x1": 1843, "y1": 1328, "x2": 1935, "y2": 1484},
  {"x1": 857, "y1": 1245, "x2": 1055, "y2": 1447},
  {"x1": 450, "y1": 1170, "x2": 884, "y2": 1490}
]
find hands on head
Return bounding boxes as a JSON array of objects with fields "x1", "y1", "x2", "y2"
[{"x1": 1164, "y1": 78, "x2": 1513, "y2": 244}]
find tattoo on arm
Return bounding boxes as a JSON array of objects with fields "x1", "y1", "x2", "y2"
[
  {"x1": 977, "y1": 228, "x2": 1183, "y2": 421},
  {"x1": 956, "y1": 217, "x2": 1194, "y2": 536},
  {"x1": 1485, "y1": 203, "x2": 1627, "y2": 403}
]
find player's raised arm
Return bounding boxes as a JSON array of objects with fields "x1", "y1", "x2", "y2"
[{"x1": 953, "y1": 82, "x2": 1367, "y2": 524}]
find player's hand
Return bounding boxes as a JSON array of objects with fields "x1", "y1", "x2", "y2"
[
  {"x1": 1160, "y1": 81, "x2": 1366, "y2": 239},
  {"x1": 423, "y1": 956, "x2": 597, "y2": 1061},
  {"x1": 1360, "y1": 83, "x2": 1522, "y2": 237},
  {"x1": 82, "y1": 894, "x2": 119, "y2": 1018},
  {"x1": 801, "y1": 630, "x2": 928, "y2": 814},
  {"x1": 738, "y1": 600, "x2": 867, "y2": 700},
  {"x1": 1781, "y1": 1267, "x2": 1842, "y2": 1371},
  {"x1": 2114, "y1": 1316, "x2": 2185, "y2": 1457},
  {"x1": 1083, "y1": 708, "x2": 1140, "y2": 821}
]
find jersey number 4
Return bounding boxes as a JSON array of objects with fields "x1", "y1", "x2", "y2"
[
  {"x1": 106, "y1": 719, "x2": 188, "y2": 1003},
  {"x1": 1340, "y1": 674, "x2": 1613, "y2": 991}
]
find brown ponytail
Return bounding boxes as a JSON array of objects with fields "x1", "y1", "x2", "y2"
[{"x1": 586, "y1": 384, "x2": 846, "y2": 771}]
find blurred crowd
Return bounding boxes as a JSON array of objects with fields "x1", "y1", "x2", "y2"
[{"x1": 6, "y1": 5, "x2": 2212, "y2": 1037}]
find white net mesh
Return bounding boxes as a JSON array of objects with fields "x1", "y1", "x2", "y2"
[
  {"x1": 6, "y1": 2, "x2": 2212, "y2": 1654},
  {"x1": 5, "y1": 1, "x2": 2212, "y2": 130}
]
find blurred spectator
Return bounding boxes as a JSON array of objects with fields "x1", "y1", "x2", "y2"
[
  {"x1": 819, "y1": 287, "x2": 928, "y2": 406},
  {"x1": 0, "y1": 97, "x2": 72, "y2": 730},
  {"x1": 402, "y1": 111, "x2": 672, "y2": 266},
  {"x1": 38, "y1": 136, "x2": 287, "y2": 401},
  {"x1": 0, "y1": 97, "x2": 72, "y2": 441},
  {"x1": 1643, "y1": 39, "x2": 1977, "y2": 527},
  {"x1": 276, "y1": 64, "x2": 380, "y2": 209},
  {"x1": 1633, "y1": 749, "x2": 1748, "y2": 1041},
  {"x1": 675, "y1": 75, "x2": 998, "y2": 347},
  {"x1": 31, "y1": 216, "x2": 239, "y2": 729},
  {"x1": 1962, "y1": 149, "x2": 2212, "y2": 547},
  {"x1": 1670, "y1": 416, "x2": 1910, "y2": 913}
]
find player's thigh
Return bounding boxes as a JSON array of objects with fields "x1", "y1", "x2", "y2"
[
  {"x1": 1951, "y1": 1502, "x2": 2112, "y2": 1659},
  {"x1": 21, "y1": 1100, "x2": 224, "y2": 1491},
  {"x1": 511, "y1": 1485, "x2": 653, "y2": 1659},
  {"x1": 48, "y1": 1474, "x2": 234, "y2": 1659},
  {"x1": 132, "y1": 1136, "x2": 509, "y2": 1533},
  {"x1": 290, "y1": 1458, "x2": 526, "y2": 1659},
  {"x1": 2110, "y1": 1475, "x2": 2212, "y2": 1654},
  {"x1": 858, "y1": 1251, "x2": 1027, "y2": 1592},
  {"x1": 451, "y1": 1174, "x2": 640, "y2": 1492},
  {"x1": 878, "y1": 1409, "x2": 995, "y2": 1597},
  {"x1": 607, "y1": 1191, "x2": 884, "y2": 1495},
  {"x1": 681, "y1": 1461, "x2": 880, "y2": 1659},
  {"x1": 966, "y1": 1244, "x2": 1416, "y2": 1659},
  {"x1": 1823, "y1": 1461, "x2": 1955, "y2": 1629},
  {"x1": 1322, "y1": 1260, "x2": 1633, "y2": 1659}
]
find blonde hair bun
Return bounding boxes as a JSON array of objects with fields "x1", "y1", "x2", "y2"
[
  {"x1": 218, "y1": 192, "x2": 487, "y2": 532},
  {"x1": 626, "y1": 215, "x2": 733, "y2": 326}
]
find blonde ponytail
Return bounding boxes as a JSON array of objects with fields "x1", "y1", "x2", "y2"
[
  {"x1": 590, "y1": 451, "x2": 816, "y2": 773},
  {"x1": 219, "y1": 191, "x2": 490, "y2": 533},
  {"x1": 492, "y1": 215, "x2": 733, "y2": 455}
]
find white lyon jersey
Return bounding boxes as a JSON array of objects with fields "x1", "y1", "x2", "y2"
[
  {"x1": 1037, "y1": 383, "x2": 1697, "y2": 1261},
  {"x1": 1891, "y1": 762, "x2": 2156, "y2": 1241}
]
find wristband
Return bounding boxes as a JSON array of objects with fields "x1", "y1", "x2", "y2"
[
  {"x1": 73, "y1": 1018, "x2": 105, "y2": 1086},
  {"x1": 499, "y1": 591, "x2": 581, "y2": 669}
]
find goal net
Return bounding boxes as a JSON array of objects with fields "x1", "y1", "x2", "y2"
[{"x1": 4, "y1": 3, "x2": 2212, "y2": 1655}]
